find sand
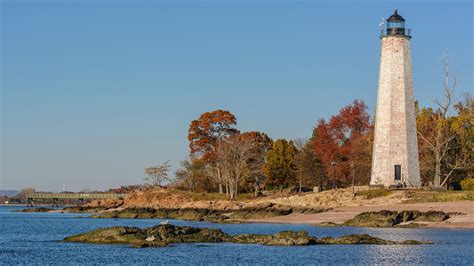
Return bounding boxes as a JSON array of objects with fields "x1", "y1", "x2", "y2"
[{"x1": 248, "y1": 201, "x2": 474, "y2": 229}]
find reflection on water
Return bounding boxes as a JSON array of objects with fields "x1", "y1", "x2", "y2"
[{"x1": 1, "y1": 206, "x2": 473, "y2": 264}]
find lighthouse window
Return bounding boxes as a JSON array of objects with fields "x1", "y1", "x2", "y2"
[{"x1": 387, "y1": 21, "x2": 405, "y2": 28}]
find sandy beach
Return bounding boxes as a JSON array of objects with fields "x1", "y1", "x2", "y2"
[{"x1": 248, "y1": 201, "x2": 474, "y2": 229}]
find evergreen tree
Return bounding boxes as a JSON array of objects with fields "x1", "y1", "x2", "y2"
[{"x1": 264, "y1": 139, "x2": 297, "y2": 189}]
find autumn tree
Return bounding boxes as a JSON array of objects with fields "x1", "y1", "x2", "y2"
[
  {"x1": 174, "y1": 159, "x2": 209, "y2": 192},
  {"x1": 264, "y1": 139, "x2": 298, "y2": 190},
  {"x1": 448, "y1": 94, "x2": 474, "y2": 184},
  {"x1": 212, "y1": 135, "x2": 256, "y2": 200},
  {"x1": 144, "y1": 161, "x2": 171, "y2": 186},
  {"x1": 188, "y1": 110, "x2": 239, "y2": 193},
  {"x1": 311, "y1": 100, "x2": 372, "y2": 188},
  {"x1": 294, "y1": 138, "x2": 324, "y2": 192},
  {"x1": 416, "y1": 54, "x2": 473, "y2": 187},
  {"x1": 418, "y1": 92, "x2": 474, "y2": 187},
  {"x1": 239, "y1": 131, "x2": 273, "y2": 196}
]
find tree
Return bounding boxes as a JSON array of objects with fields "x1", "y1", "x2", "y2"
[
  {"x1": 264, "y1": 139, "x2": 298, "y2": 190},
  {"x1": 174, "y1": 159, "x2": 208, "y2": 192},
  {"x1": 188, "y1": 110, "x2": 239, "y2": 193},
  {"x1": 416, "y1": 54, "x2": 473, "y2": 187},
  {"x1": 311, "y1": 100, "x2": 372, "y2": 188},
  {"x1": 447, "y1": 94, "x2": 474, "y2": 184},
  {"x1": 144, "y1": 161, "x2": 171, "y2": 186},
  {"x1": 239, "y1": 131, "x2": 273, "y2": 196},
  {"x1": 294, "y1": 138, "x2": 324, "y2": 192},
  {"x1": 188, "y1": 110, "x2": 239, "y2": 161},
  {"x1": 17, "y1": 188, "x2": 36, "y2": 198},
  {"x1": 212, "y1": 135, "x2": 256, "y2": 200}
]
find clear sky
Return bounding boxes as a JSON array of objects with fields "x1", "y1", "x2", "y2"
[{"x1": 1, "y1": 0, "x2": 472, "y2": 191}]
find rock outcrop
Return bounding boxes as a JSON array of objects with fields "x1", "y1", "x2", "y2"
[
  {"x1": 64, "y1": 224, "x2": 427, "y2": 248},
  {"x1": 91, "y1": 205, "x2": 326, "y2": 223},
  {"x1": 14, "y1": 207, "x2": 54, "y2": 212},
  {"x1": 343, "y1": 210, "x2": 450, "y2": 227}
]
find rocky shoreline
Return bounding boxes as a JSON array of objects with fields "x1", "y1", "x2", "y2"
[
  {"x1": 63, "y1": 224, "x2": 428, "y2": 248},
  {"x1": 17, "y1": 206, "x2": 456, "y2": 229},
  {"x1": 89, "y1": 205, "x2": 327, "y2": 223}
]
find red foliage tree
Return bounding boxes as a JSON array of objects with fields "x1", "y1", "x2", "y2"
[
  {"x1": 311, "y1": 100, "x2": 373, "y2": 187},
  {"x1": 188, "y1": 110, "x2": 239, "y2": 161},
  {"x1": 188, "y1": 110, "x2": 239, "y2": 193}
]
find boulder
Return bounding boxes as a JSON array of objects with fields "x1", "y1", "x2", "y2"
[
  {"x1": 343, "y1": 210, "x2": 401, "y2": 227},
  {"x1": 343, "y1": 210, "x2": 450, "y2": 227},
  {"x1": 63, "y1": 226, "x2": 146, "y2": 244}
]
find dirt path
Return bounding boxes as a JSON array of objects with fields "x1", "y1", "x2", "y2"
[{"x1": 248, "y1": 201, "x2": 474, "y2": 229}]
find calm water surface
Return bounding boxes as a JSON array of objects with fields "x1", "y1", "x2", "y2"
[{"x1": 1, "y1": 206, "x2": 473, "y2": 265}]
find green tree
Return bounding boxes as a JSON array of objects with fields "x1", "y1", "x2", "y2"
[{"x1": 264, "y1": 139, "x2": 298, "y2": 190}]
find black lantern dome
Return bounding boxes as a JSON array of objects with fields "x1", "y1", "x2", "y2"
[{"x1": 386, "y1": 10, "x2": 406, "y2": 36}]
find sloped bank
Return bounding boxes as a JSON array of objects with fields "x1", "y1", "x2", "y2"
[{"x1": 63, "y1": 224, "x2": 427, "y2": 248}]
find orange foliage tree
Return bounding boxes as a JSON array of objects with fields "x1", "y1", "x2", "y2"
[
  {"x1": 311, "y1": 100, "x2": 373, "y2": 188},
  {"x1": 188, "y1": 110, "x2": 239, "y2": 193}
]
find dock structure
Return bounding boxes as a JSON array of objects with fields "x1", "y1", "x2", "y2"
[{"x1": 25, "y1": 193, "x2": 127, "y2": 207}]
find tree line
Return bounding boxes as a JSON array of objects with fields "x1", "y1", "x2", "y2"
[{"x1": 143, "y1": 58, "x2": 472, "y2": 198}]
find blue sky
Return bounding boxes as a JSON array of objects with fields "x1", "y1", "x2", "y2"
[{"x1": 1, "y1": 0, "x2": 472, "y2": 191}]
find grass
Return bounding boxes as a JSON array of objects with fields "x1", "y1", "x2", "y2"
[
  {"x1": 406, "y1": 191, "x2": 474, "y2": 203},
  {"x1": 356, "y1": 188, "x2": 393, "y2": 199}
]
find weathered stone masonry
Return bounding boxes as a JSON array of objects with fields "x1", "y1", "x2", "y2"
[{"x1": 370, "y1": 11, "x2": 421, "y2": 187}]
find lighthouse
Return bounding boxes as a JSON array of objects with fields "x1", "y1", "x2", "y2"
[{"x1": 370, "y1": 10, "x2": 421, "y2": 188}]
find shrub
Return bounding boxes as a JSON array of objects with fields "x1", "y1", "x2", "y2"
[{"x1": 460, "y1": 179, "x2": 474, "y2": 191}]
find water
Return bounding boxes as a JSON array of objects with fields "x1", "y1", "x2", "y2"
[{"x1": 1, "y1": 206, "x2": 473, "y2": 265}]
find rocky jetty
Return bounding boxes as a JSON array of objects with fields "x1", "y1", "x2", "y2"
[
  {"x1": 64, "y1": 224, "x2": 427, "y2": 248},
  {"x1": 343, "y1": 210, "x2": 450, "y2": 227},
  {"x1": 14, "y1": 207, "x2": 55, "y2": 212},
  {"x1": 90, "y1": 205, "x2": 326, "y2": 223}
]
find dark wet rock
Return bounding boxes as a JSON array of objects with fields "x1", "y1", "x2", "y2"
[
  {"x1": 313, "y1": 221, "x2": 341, "y2": 227},
  {"x1": 63, "y1": 224, "x2": 428, "y2": 248},
  {"x1": 343, "y1": 210, "x2": 401, "y2": 227},
  {"x1": 63, "y1": 206, "x2": 108, "y2": 213},
  {"x1": 64, "y1": 226, "x2": 146, "y2": 244},
  {"x1": 323, "y1": 234, "x2": 395, "y2": 244},
  {"x1": 234, "y1": 231, "x2": 315, "y2": 246},
  {"x1": 412, "y1": 211, "x2": 449, "y2": 222},
  {"x1": 14, "y1": 207, "x2": 54, "y2": 212},
  {"x1": 90, "y1": 206, "x2": 327, "y2": 223},
  {"x1": 343, "y1": 210, "x2": 450, "y2": 227},
  {"x1": 400, "y1": 240, "x2": 425, "y2": 245}
]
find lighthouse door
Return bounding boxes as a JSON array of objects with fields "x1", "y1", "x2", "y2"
[{"x1": 394, "y1": 165, "x2": 401, "y2": 180}]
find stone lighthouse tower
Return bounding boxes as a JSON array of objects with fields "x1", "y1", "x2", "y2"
[{"x1": 370, "y1": 10, "x2": 421, "y2": 188}]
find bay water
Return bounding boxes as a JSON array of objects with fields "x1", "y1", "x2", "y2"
[{"x1": 1, "y1": 206, "x2": 473, "y2": 264}]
